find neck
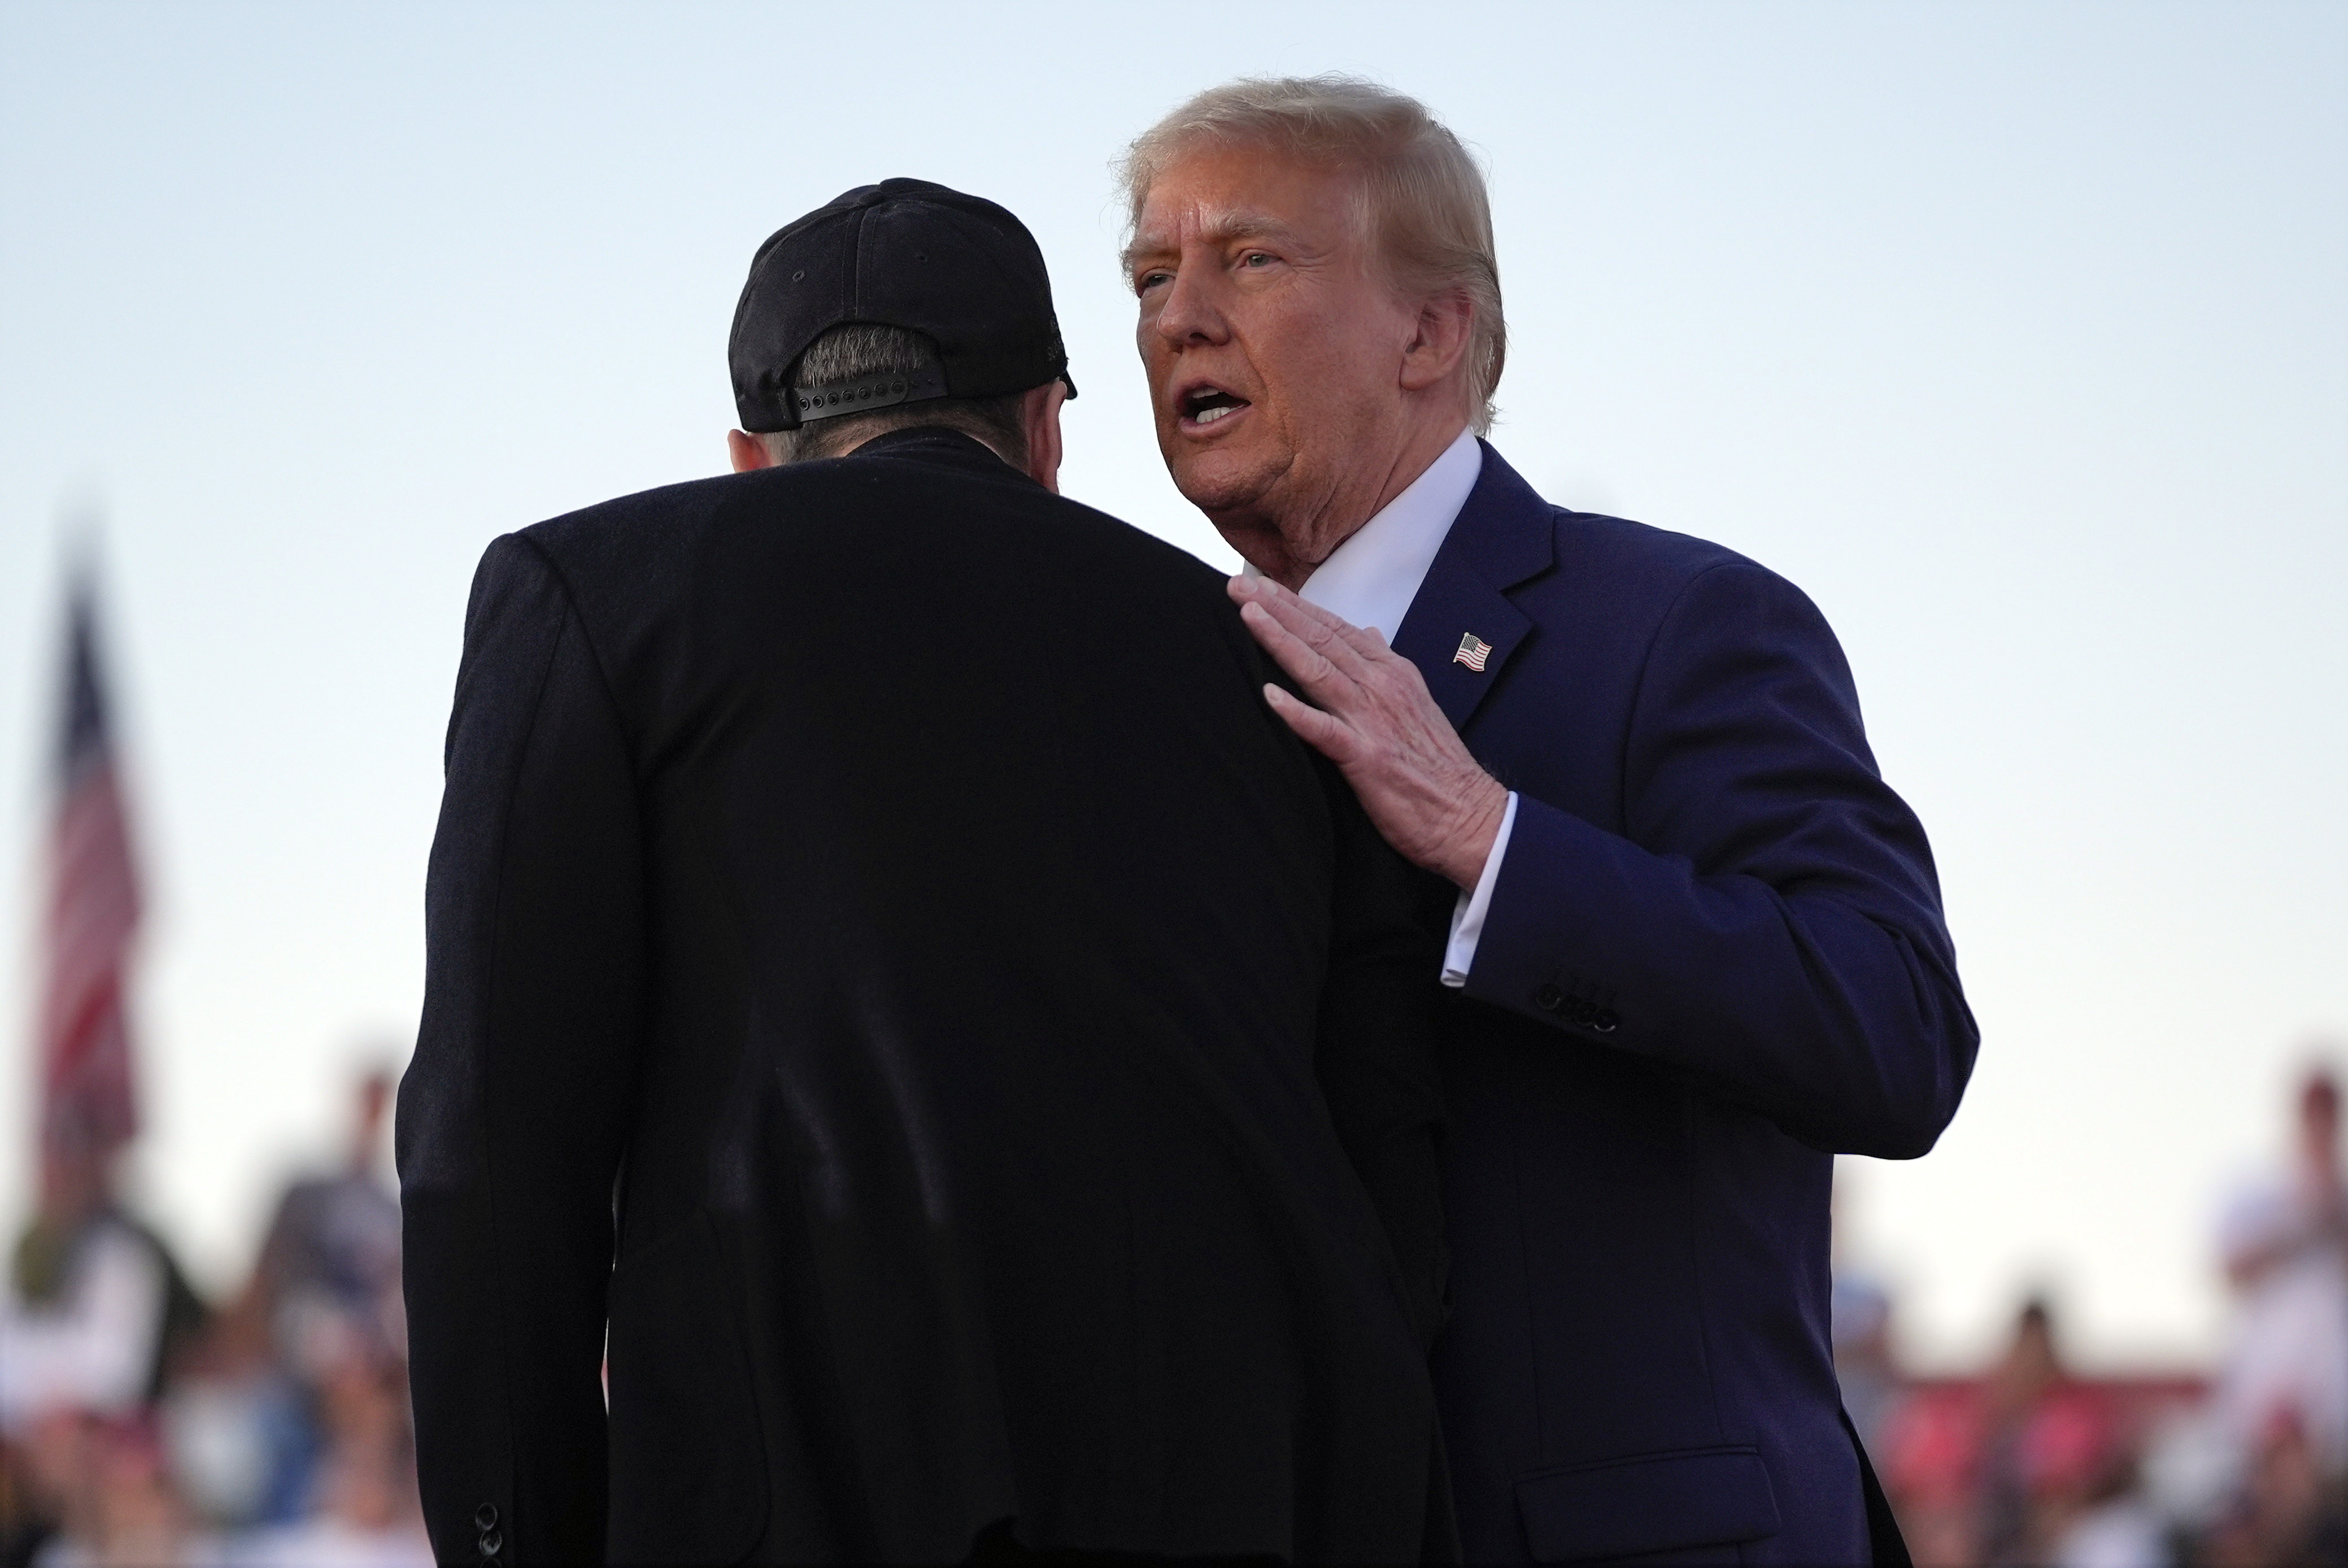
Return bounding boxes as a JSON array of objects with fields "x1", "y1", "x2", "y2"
[{"x1": 1231, "y1": 415, "x2": 1470, "y2": 590}]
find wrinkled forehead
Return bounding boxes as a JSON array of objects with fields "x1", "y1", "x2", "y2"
[{"x1": 1125, "y1": 141, "x2": 1367, "y2": 258}]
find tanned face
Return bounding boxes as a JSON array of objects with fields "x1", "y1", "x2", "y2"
[{"x1": 1128, "y1": 141, "x2": 1457, "y2": 586}]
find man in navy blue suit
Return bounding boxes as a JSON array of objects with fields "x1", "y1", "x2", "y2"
[{"x1": 1121, "y1": 77, "x2": 1979, "y2": 1565}]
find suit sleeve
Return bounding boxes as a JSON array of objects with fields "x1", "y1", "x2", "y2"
[
  {"x1": 1461, "y1": 560, "x2": 1977, "y2": 1157},
  {"x1": 1312, "y1": 763, "x2": 1449, "y2": 1348},
  {"x1": 397, "y1": 534, "x2": 647, "y2": 1565}
]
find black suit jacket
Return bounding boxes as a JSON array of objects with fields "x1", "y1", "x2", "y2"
[{"x1": 396, "y1": 429, "x2": 1449, "y2": 1566}]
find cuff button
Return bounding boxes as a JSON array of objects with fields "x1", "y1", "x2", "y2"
[
  {"x1": 1593, "y1": 1009, "x2": 1620, "y2": 1033},
  {"x1": 1534, "y1": 983, "x2": 1563, "y2": 1012},
  {"x1": 474, "y1": 1504, "x2": 498, "y2": 1531},
  {"x1": 478, "y1": 1527, "x2": 503, "y2": 1558}
]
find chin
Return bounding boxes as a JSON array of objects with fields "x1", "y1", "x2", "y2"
[{"x1": 1166, "y1": 444, "x2": 1281, "y2": 521}]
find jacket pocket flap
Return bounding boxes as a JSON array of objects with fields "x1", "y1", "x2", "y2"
[{"x1": 1515, "y1": 1446, "x2": 1779, "y2": 1562}]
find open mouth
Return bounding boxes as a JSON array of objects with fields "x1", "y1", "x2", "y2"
[{"x1": 1179, "y1": 385, "x2": 1252, "y2": 430}]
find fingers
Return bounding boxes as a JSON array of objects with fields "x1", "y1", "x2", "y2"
[
  {"x1": 1231, "y1": 574, "x2": 1399, "y2": 670},
  {"x1": 1244, "y1": 601, "x2": 1417, "y2": 729},
  {"x1": 1230, "y1": 572, "x2": 1340, "y2": 629},
  {"x1": 1239, "y1": 600, "x2": 1353, "y2": 703},
  {"x1": 1229, "y1": 572, "x2": 1336, "y2": 629},
  {"x1": 1262, "y1": 683, "x2": 1358, "y2": 762},
  {"x1": 1225, "y1": 583, "x2": 1368, "y2": 760},
  {"x1": 1242, "y1": 577, "x2": 1355, "y2": 652},
  {"x1": 1234, "y1": 585, "x2": 1389, "y2": 691}
]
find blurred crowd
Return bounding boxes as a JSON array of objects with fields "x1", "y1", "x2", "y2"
[
  {"x1": 0, "y1": 1071, "x2": 425, "y2": 1568},
  {"x1": 1845, "y1": 1064, "x2": 2348, "y2": 1568},
  {"x1": 3, "y1": 1059, "x2": 2341, "y2": 1567}
]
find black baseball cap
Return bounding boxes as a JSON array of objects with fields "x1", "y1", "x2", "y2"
[{"x1": 729, "y1": 177, "x2": 1075, "y2": 433}]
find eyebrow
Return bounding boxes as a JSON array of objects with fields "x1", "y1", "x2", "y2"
[{"x1": 1121, "y1": 208, "x2": 1305, "y2": 273}]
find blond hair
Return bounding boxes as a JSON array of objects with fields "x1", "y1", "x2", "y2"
[{"x1": 1118, "y1": 75, "x2": 1505, "y2": 434}]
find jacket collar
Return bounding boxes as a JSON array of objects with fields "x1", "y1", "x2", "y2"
[
  {"x1": 1390, "y1": 441, "x2": 1557, "y2": 730},
  {"x1": 846, "y1": 425, "x2": 1040, "y2": 485}
]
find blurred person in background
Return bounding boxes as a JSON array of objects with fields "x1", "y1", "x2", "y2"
[
  {"x1": 13, "y1": 1410, "x2": 196, "y2": 1568},
  {"x1": 1975, "y1": 1307, "x2": 2159, "y2": 1568},
  {"x1": 163, "y1": 1067, "x2": 424, "y2": 1566},
  {"x1": 243, "y1": 1068, "x2": 402, "y2": 1362},
  {"x1": 1972, "y1": 1297, "x2": 2083, "y2": 1563},
  {"x1": 1, "y1": 1137, "x2": 207, "y2": 1440},
  {"x1": 1835, "y1": 1275, "x2": 1903, "y2": 1473},
  {"x1": 1, "y1": 1133, "x2": 210, "y2": 1567},
  {"x1": 221, "y1": 1319, "x2": 426, "y2": 1568},
  {"x1": 1880, "y1": 1380, "x2": 1980, "y2": 1568},
  {"x1": 2196, "y1": 1408, "x2": 2346, "y2": 1567},
  {"x1": 231, "y1": 1065, "x2": 422, "y2": 1566},
  {"x1": 1832, "y1": 1169, "x2": 1907, "y2": 1464},
  {"x1": 1880, "y1": 1295, "x2": 2162, "y2": 1568},
  {"x1": 2197, "y1": 1408, "x2": 2348, "y2": 1568},
  {"x1": 2166, "y1": 1060, "x2": 2348, "y2": 1567},
  {"x1": 2212, "y1": 1063, "x2": 2347, "y2": 1478}
]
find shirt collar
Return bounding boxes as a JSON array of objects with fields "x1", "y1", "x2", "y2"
[{"x1": 1244, "y1": 427, "x2": 1482, "y2": 642}]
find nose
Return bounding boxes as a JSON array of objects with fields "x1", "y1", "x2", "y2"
[{"x1": 1151, "y1": 256, "x2": 1229, "y2": 350}]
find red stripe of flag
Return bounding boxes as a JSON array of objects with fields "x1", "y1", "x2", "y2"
[{"x1": 40, "y1": 582, "x2": 142, "y2": 1160}]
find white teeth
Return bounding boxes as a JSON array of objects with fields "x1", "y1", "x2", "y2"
[{"x1": 1195, "y1": 404, "x2": 1235, "y2": 425}]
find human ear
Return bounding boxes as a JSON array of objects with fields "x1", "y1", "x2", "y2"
[
  {"x1": 1021, "y1": 381, "x2": 1069, "y2": 495},
  {"x1": 727, "y1": 429, "x2": 775, "y2": 472},
  {"x1": 1398, "y1": 293, "x2": 1475, "y2": 394}
]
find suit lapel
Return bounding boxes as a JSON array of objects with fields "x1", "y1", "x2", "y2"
[{"x1": 1391, "y1": 442, "x2": 1557, "y2": 731}]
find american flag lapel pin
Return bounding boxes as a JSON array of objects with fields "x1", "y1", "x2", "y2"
[{"x1": 1453, "y1": 633, "x2": 1494, "y2": 673}]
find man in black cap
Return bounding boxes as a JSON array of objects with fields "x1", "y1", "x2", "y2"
[{"x1": 398, "y1": 178, "x2": 1453, "y2": 1566}]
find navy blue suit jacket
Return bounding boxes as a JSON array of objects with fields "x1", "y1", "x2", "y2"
[{"x1": 1397, "y1": 445, "x2": 1976, "y2": 1564}]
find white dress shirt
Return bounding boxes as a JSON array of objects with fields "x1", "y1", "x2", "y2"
[{"x1": 1244, "y1": 427, "x2": 1518, "y2": 988}]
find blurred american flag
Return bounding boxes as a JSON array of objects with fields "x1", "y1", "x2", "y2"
[{"x1": 40, "y1": 574, "x2": 142, "y2": 1165}]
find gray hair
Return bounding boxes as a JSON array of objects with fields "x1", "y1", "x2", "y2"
[
  {"x1": 1118, "y1": 75, "x2": 1505, "y2": 435},
  {"x1": 756, "y1": 324, "x2": 1027, "y2": 467}
]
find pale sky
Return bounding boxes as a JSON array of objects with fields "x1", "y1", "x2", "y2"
[{"x1": 1, "y1": 1, "x2": 2341, "y2": 1371}]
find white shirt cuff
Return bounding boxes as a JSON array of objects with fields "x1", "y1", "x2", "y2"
[{"x1": 1441, "y1": 791, "x2": 1518, "y2": 987}]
